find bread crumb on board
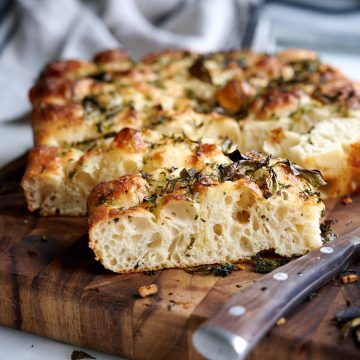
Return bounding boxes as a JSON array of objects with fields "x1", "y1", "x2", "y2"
[
  {"x1": 341, "y1": 274, "x2": 358, "y2": 284},
  {"x1": 138, "y1": 284, "x2": 158, "y2": 298},
  {"x1": 341, "y1": 196, "x2": 353, "y2": 205},
  {"x1": 276, "y1": 317, "x2": 286, "y2": 326}
]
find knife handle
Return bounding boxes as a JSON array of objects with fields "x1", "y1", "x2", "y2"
[{"x1": 193, "y1": 228, "x2": 360, "y2": 360}]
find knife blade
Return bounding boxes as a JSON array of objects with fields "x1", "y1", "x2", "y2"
[{"x1": 193, "y1": 228, "x2": 360, "y2": 360}]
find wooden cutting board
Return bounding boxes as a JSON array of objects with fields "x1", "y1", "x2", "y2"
[{"x1": 0, "y1": 155, "x2": 359, "y2": 360}]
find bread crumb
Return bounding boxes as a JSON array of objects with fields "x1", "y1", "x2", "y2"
[
  {"x1": 138, "y1": 283, "x2": 158, "y2": 298},
  {"x1": 341, "y1": 196, "x2": 353, "y2": 205},
  {"x1": 341, "y1": 274, "x2": 358, "y2": 284},
  {"x1": 276, "y1": 317, "x2": 286, "y2": 326}
]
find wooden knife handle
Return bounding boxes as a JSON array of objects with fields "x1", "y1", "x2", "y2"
[{"x1": 193, "y1": 228, "x2": 360, "y2": 360}]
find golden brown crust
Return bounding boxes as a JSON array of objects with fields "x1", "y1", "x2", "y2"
[
  {"x1": 21, "y1": 145, "x2": 61, "y2": 212},
  {"x1": 188, "y1": 143, "x2": 225, "y2": 168},
  {"x1": 160, "y1": 193, "x2": 189, "y2": 206},
  {"x1": 93, "y1": 48, "x2": 131, "y2": 64},
  {"x1": 29, "y1": 78, "x2": 74, "y2": 106},
  {"x1": 22, "y1": 145, "x2": 60, "y2": 178},
  {"x1": 30, "y1": 77, "x2": 117, "y2": 107},
  {"x1": 40, "y1": 59, "x2": 97, "y2": 80},
  {"x1": 141, "y1": 48, "x2": 194, "y2": 64},
  {"x1": 234, "y1": 177, "x2": 262, "y2": 198},
  {"x1": 31, "y1": 103, "x2": 84, "y2": 145},
  {"x1": 249, "y1": 54, "x2": 281, "y2": 78},
  {"x1": 216, "y1": 79, "x2": 255, "y2": 113},
  {"x1": 93, "y1": 48, "x2": 133, "y2": 72},
  {"x1": 249, "y1": 88, "x2": 300, "y2": 120},
  {"x1": 112, "y1": 128, "x2": 148, "y2": 152},
  {"x1": 314, "y1": 79, "x2": 360, "y2": 110},
  {"x1": 269, "y1": 128, "x2": 285, "y2": 144},
  {"x1": 87, "y1": 173, "x2": 147, "y2": 226},
  {"x1": 278, "y1": 48, "x2": 318, "y2": 62}
]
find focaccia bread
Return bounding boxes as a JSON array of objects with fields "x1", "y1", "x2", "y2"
[
  {"x1": 87, "y1": 152, "x2": 325, "y2": 273},
  {"x1": 25, "y1": 47, "x2": 360, "y2": 208}
]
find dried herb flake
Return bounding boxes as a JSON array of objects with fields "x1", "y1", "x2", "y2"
[
  {"x1": 185, "y1": 263, "x2": 237, "y2": 277},
  {"x1": 320, "y1": 220, "x2": 337, "y2": 244},
  {"x1": 252, "y1": 254, "x2": 288, "y2": 274}
]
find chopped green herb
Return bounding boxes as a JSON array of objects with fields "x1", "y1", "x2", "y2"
[
  {"x1": 252, "y1": 254, "x2": 288, "y2": 274},
  {"x1": 185, "y1": 235, "x2": 196, "y2": 254},
  {"x1": 320, "y1": 220, "x2": 338, "y2": 244},
  {"x1": 185, "y1": 263, "x2": 237, "y2": 277},
  {"x1": 82, "y1": 96, "x2": 103, "y2": 119},
  {"x1": 144, "y1": 193, "x2": 158, "y2": 206},
  {"x1": 141, "y1": 152, "x2": 324, "y2": 212},
  {"x1": 184, "y1": 87, "x2": 196, "y2": 99},
  {"x1": 284, "y1": 160, "x2": 326, "y2": 187}
]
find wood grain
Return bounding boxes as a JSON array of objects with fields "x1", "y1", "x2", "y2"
[{"x1": 0, "y1": 154, "x2": 359, "y2": 360}]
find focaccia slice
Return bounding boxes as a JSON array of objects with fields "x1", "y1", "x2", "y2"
[
  {"x1": 21, "y1": 128, "x2": 233, "y2": 216},
  {"x1": 87, "y1": 152, "x2": 325, "y2": 273}
]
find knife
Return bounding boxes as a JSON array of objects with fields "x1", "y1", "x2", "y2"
[{"x1": 193, "y1": 228, "x2": 360, "y2": 360}]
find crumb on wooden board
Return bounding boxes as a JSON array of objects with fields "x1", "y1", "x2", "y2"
[
  {"x1": 341, "y1": 196, "x2": 353, "y2": 205},
  {"x1": 138, "y1": 283, "x2": 158, "y2": 298},
  {"x1": 341, "y1": 274, "x2": 358, "y2": 284}
]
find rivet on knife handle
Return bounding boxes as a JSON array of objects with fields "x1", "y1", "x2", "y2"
[{"x1": 193, "y1": 228, "x2": 360, "y2": 360}]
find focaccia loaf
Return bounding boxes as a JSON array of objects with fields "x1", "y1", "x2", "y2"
[
  {"x1": 24, "y1": 47, "x2": 360, "y2": 216},
  {"x1": 87, "y1": 152, "x2": 325, "y2": 273}
]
